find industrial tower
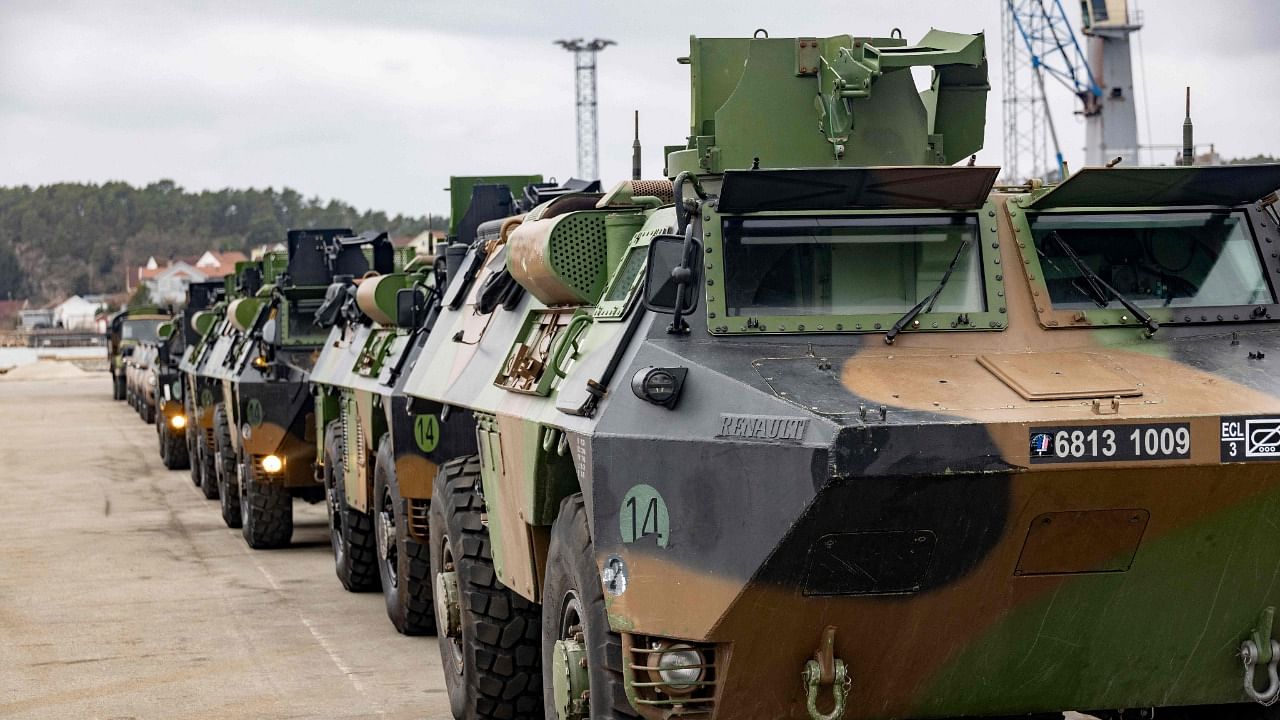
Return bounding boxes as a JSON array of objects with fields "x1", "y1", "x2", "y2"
[
  {"x1": 1001, "y1": 0, "x2": 1102, "y2": 182},
  {"x1": 1081, "y1": 0, "x2": 1143, "y2": 167},
  {"x1": 555, "y1": 38, "x2": 614, "y2": 181}
]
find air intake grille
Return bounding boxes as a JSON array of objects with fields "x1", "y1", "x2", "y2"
[
  {"x1": 408, "y1": 499, "x2": 430, "y2": 541},
  {"x1": 548, "y1": 212, "x2": 608, "y2": 304}
]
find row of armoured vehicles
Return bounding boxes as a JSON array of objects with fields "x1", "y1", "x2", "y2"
[{"x1": 110, "y1": 26, "x2": 1280, "y2": 720}]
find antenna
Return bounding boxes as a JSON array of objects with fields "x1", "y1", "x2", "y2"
[
  {"x1": 1181, "y1": 87, "x2": 1194, "y2": 167},
  {"x1": 555, "y1": 38, "x2": 615, "y2": 181},
  {"x1": 631, "y1": 110, "x2": 641, "y2": 180}
]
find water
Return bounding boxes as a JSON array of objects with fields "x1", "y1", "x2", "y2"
[{"x1": 0, "y1": 346, "x2": 106, "y2": 370}]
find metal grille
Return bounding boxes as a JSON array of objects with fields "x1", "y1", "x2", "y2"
[
  {"x1": 624, "y1": 634, "x2": 717, "y2": 718},
  {"x1": 408, "y1": 499, "x2": 430, "y2": 541},
  {"x1": 549, "y1": 213, "x2": 607, "y2": 303},
  {"x1": 630, "y1": 180, "x2": 675, "y2": 203}
]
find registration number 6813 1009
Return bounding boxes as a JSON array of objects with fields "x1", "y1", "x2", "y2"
[{"x1": 1028, "y1": 423, "x2": 1191, "y2": 464}]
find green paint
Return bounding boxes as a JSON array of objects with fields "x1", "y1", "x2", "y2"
[
  {"x1": 619, "y1": 484, "x2": 669, "y2": 548},
  {"x1": 246, "y1": 398, "x2": 264, "y2": 427},
  {"x1": 200, "y1": 388, "x2": 213, "y2": 408},
  {"x1": 669, "y1": 31, "x2": 987, "y2": 175},
  {"x1": 917, "y1": 485, "x2": 1280, "y2": 715},
  {"x1": 414, "y1": 414, "x2": 440, "y2": 453}
]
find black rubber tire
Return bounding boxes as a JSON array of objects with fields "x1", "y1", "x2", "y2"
[
  {"x1": 185, "y1": 399, "x2": 201, "y2": 485},
  {"x1": 161, "y1": 418, "x2": 190, "y2": 470},
  {"x1": 112, "y1": 373, "x2": 125, "y2": 400},
  {"x1": 213, "y1": 406, "x2": 241, "y2": 526},
  {"x1": 324, "y1": 422, "x2": 379, "y2": 592},
  {"x1": 204, "y1": 406, "x2": 226, "y2": 501},
  {"x1": 141, "y1": 398, "x2": 155, "y2": 424},
  {"x1": 374, "y1": 434, "x2": 435, "y2": 635},
  {"x1": 240, "y1": 456, "x2": 293, "y2": 549},
  {"x1": 542, "y1": 494, "x2": 638, "y2": 720},
  {"x1": 430, "y1": 456, "x2": 542, "y2": 719}
]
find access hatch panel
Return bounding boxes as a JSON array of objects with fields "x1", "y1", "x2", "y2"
[{"x1": 977, "y1": 351, "x2": 1142, "y2": 401}]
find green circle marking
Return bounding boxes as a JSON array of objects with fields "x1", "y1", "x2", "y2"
[
  {"x1": 200, "y1": 388, "x2": 213, "y2": 408},
  {"x1": 620, "y1": 484, "x2": 669, "y2": 548},
  {"x1": 414, "y1": 414, "x2": 440, "y2": 453},
  {"x1": 246, "y1": 398, "x2": 264, "y2": 428}
]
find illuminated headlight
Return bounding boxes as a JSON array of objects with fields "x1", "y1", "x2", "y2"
[
  {"x1": 169, "y1": 414, "x2": 187, "y2": 430},
  {"x1": 261, "y1": 454, "x2": 284, "y2": 474},
  {"x1": 252, "y1": 355, "x2": 270, "y2": 369},
  {"x1": 655, "y1": 644, "x2": 704, "y2": 693}
]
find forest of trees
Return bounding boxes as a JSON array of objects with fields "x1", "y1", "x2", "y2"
[{"x1": 0, "y1": 180, "x2": 444, "y2": 303}]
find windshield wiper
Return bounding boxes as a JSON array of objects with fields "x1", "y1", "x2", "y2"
[
  {"x1": 885, "y1": 238, "x2": 971, "y2": 345},
  {"x1": 1050, "y1": 231, "x2": 1159, "y2": 336}
]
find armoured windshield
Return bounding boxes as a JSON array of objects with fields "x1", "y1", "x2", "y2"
[
  {"x1": 121, "y1": 319, "x2": 165, "y2": 342},
  {"x1": 722, "y1": 215, "x2": 985, "y2": 317},
  {"x1": 1029, "y1": 211, "x2": 1274, "y2": 310}
]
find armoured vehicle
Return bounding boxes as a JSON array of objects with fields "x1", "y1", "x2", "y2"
[
  {"x1": 125, "y1": 339, "x2": 159, "y2": 422},
  {"x1": 154, "y1": 280, "x2": 225, "y2": 470},
  {"x1": 398, "y1": 29, "x2": 1280, "y2": 720},
  {"x1": 217, "y1": 230, "x2": 352, "y2": 549},
  {"x1": 310, "y1": 176, "x2": 593, "y2": 634},
  {"x1": 179, "y1": 263, "x2": 262, "y2": 508},
  {"x1": 107, "y1": 308, "x2": 167, "y2": 402}
]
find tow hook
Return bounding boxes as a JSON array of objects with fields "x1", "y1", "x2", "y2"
[
  {"x1": 802, "y1": 626, "x2": 850, "y2": 720},
  {"x1": 1242, "y1": 607, "x2": 1280, "y2": 706}
]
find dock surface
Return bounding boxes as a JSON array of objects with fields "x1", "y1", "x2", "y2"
[{"x1": 0, "y1": 373, "x2": 451, "y2": 719}]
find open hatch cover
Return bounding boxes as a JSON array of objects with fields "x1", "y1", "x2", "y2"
[
  {"x1": 716, "y1": 166, "x2": 999, "y2": 213},
  {"x1": 1027, "y1": 165, "x2": 1280, "y2": 210}
]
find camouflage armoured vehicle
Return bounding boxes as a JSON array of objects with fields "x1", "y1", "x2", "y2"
[
  {"x1": 107, "y1": 308, "x2": 167, "y2": 403},
  {"x1": 154, "y1": 280, "x2": 225, "y2": 470},
  {"x1": 310, "y1": 176, "x2": 594, "y2": 634},
  {"x1": 179, "y1": 263, "x2": 262, "y2": 509},
  {"x1": 401, "y1": 30, "x2": 1280, "y2": 720},
  {"x1": 219, "y1": 229, "x2": 352, "y2": 549}
]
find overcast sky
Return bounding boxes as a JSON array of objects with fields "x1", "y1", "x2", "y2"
[{"x1": 1, "y1": 1, "x2": 1277, "y2": 218}]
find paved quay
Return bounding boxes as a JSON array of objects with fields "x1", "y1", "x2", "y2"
[{"x1": 0, "y1": 371, "x2": 451, "y2": 719}]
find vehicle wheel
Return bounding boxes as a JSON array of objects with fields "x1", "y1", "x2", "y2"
[
  {"x1": 185, "y1": 401, "x2": 201, "y2": 485},
  {"x1": 162, "y1": 419, "x2": 189, "y2": 470},
  {"x1": 542, "y1": 493, "x2": 638, "y2": 720},
  {"x1": 213, "y1": 406, "x2": 240, "y2": 525},
  {"x1": 112, "y1": 373, "x2": 125, "y2": 400},
  {"x1": 204, "y1": 406, "x2": 226, "y2": 501},
  {"x1": 324, "y1": 422, "x2": 379, "y2": 592},
  {"x1": 374, "y1": 435, "x2": 434, "y2": 635},
  {"x1": 141, "y1": 400, "x2": 155, "y2": 425},
  {"x1": 240, "y1": 457, "x2": 293, "y2": 549},
  {"x1": 430, "y1": 456, "x2": 541, "y2": 719}
]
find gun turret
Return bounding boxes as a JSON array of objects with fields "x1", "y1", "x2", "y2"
[{"x1": 668, "y1": 30, "x2": 989, "y2": 175}]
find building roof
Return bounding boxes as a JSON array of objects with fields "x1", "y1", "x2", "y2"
[{"x1": 133, "y1": 249, "x2": 249, "y2": 286}]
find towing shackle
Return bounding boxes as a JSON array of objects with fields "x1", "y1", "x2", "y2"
[{"x1": 1243, "y1": 638, "x2": 1280, "y2": 706}]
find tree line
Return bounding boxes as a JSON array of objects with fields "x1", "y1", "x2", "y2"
[{"x1": 0, "y1": 180, "x2": 444, "y2": 303}]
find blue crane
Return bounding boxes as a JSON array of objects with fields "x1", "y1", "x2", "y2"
[{"x1": 1004, "y1": 0, "x2": 1103, "y2": 178}]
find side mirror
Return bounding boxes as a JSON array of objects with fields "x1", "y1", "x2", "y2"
[
  {"x1": 642, "y1": 234, "x2": 700, "y2": 316},
  {"x1": 396, "y1": 287, "x2": 424, "y2": 328}
]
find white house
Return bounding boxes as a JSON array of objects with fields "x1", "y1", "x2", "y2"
[{"x1": 52, "y1": 295, "x2": 107, "y2": 330}]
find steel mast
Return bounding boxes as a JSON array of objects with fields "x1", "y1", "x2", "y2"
[{"x1": 555, "y1": 38, "x2": 615, "y2": 181}]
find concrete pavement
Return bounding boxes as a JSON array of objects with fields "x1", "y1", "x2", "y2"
[{"x1": 0, "y1": 373, "x2": 451, "y2": 719}]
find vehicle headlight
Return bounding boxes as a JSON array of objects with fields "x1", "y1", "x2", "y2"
[
  {"x1": 655, "y1": 644, "x2": 704, "y2": 692},
  {"x1": 169, "y1": 414, "x2": 187, "y2": 430},
  {"x1": 261, "y1": 454, "x2": 284, "y2": 474}
]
